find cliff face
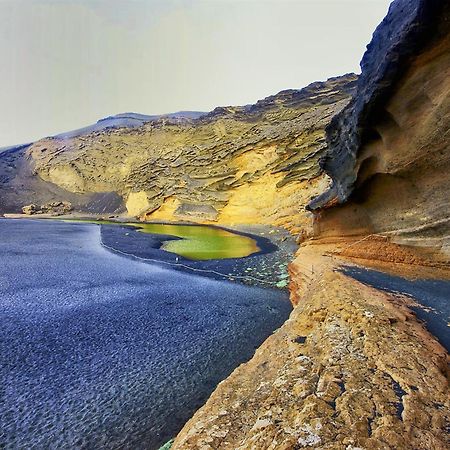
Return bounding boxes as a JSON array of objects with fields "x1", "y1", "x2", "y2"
[
  {"x1": 0, "y1": 76, "x2": 356, "y2": 232},
  {"x1": 172, "y1": 1, "x2": 450, "y2": 448},
  {"x1": 2, "y1": 0, "x2": 448, "y2": 446},
  {"x1": 308, "y1": 0, "x2": 450, "y2": 264}
]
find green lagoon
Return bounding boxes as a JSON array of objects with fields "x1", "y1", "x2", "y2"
[
  {"x1": 62, "y1": 219, "x2": 260, "y2": 260},
  {"x1": 132, "y1": 222, "x2": 260, "y2": 260}
]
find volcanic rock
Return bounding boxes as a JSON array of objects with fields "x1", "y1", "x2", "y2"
[
  {"x1": 22, "y1": 204, "x2": 38, "y2": 215},
  {"x1": 308, "y1": 0, "x2": 450, "y2": 263},
  {"x1": 172, "y1": 1, "x2": 450, "y2": 448},
  {"x1": 0, "y1": 75, "x2": 357, "y2": 232},
  {"x1": 21, "y1": 201, "x2": 72, "y2": 216}
]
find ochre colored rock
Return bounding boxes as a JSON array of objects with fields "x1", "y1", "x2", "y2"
[
  {"x1": 125, "y1": 191, "x2": 151, "y2": 217},
  {"x1": 1, "y1": 2, "x2": 449, "y2": 448},
  {"x1": 22, "y1": 204, "x2": 38, "y2": 215},
  {"x1": 172, "y1": 1, "x2": 450, "y2": 448},
  {"x1": 308, "y1": 0, "x2": 450, "y2": 263},
  {"x1": 173, "y1": 246, "x2": 450, "y2": 449},
  {"x1": 21, "y1": 201, "x2": 72, "y2": 216},
  {"x1": 0, "y1": 75, "x2": 357, "y2": 230}
]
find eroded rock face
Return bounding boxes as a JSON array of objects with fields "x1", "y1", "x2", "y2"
[
  {"x1": 173, "y1": 254, "x2": 449, "y2": 449},
  {"x1": 310, "y1": 0, "x2": 446, "y2": 208},
  {"x1": 0, "y1": 145, "x2": 126, "y2": 215},
  {"x1": 171, "y1": 1, "x2": 450, "y2": 448},
  {"x1": 308, "y1": 0, "x2": 450, "y2": 263},
  {"x1": 0, "y1": 75, "x2": 356, "y2": 231},
  {"x1": 125, "y1": 191, "x2": 151, "y2": 217},
  {"x1": 22, "y1": 201, "x2": 72, "y2": 216}
]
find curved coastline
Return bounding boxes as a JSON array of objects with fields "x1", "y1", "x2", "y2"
[
  {"x1": 97, "y1": 221, "x2": 291, "y2": 288},
  {"x1": 0, "y1": 218, "x2": 292, "y2": 449}
]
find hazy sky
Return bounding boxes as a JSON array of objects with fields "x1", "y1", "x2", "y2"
[{"x1": 0, "y1": 0, "x2": 392, "y2": 146}]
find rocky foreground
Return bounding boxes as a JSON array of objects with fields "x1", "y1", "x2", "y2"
[{"x1": 173, "y1": 246, "x2": 449, "y2": 449}]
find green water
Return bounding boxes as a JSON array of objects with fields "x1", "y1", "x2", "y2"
[
  {"x1": 61, "y1": 219, "x2": 260, "y2": 260},
  {"x1": 128, "y1": 222, "x2": 260, "y2": 260}
]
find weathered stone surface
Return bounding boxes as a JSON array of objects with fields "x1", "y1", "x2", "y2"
[
  {"x1": 0, "y1": 75, "x2": 357, "y2": 231},
  {"x1": 21, "y1": 201, "x2": 72, "y2": 216},
  {"x1": 172, "y1": 1, "x2": 450, "y2": 448},
  {"x1": 1, "y1": 2, "x2": 448, "y2": 448},
  {"x1": 125, "y1": 191, "x2": 151, "y2": 217},
  {"x1": 307, "y1": 0, "x2": 450, "y2": 262},
  {"x1": 173, "y1": 247, "x2": 450, "y2": 449},
  {"x1": 22, "y1": 204, "x2": 37, "y2": 215},
  {"x1": 174, "y1": 203, "x2": 219, "y2": 221},
  {"x1": 309, "y1": 0, "x2": 447, "y2": 208},
  {"x1": 0, "y1": 143, "x2": 125, "y2": 215}
]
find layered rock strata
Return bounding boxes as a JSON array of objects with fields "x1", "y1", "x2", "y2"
[
  {"x1": 308, "y1": 0, "x2": 450, "y2": 263},
  {"x1": 0, "y1": 76, "x2": 357, "y2": 233},
  {"x1": 172, "y1": 0, "x2": 450, "y2": 448}
]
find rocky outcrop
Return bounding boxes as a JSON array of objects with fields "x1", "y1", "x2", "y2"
[
  {"x1": 172, "y1": 0, "x2": 450, "y2": 448},
  {"x1": 308, "y1": 0, "x2": 450, "y2": 263},
  {"x1": 173, "y1": 254, "x2": 449, "y2": 449},
  {"x1": 0, "y1": 75, "x2": 357, "y2": 232},
  {"x1": 1, "y1": 1, "x2": 448, "y2": 447},
  {"x1": 309, "y1": 0, "x2": 446, "y2": 208},
  {"x1": 0, "y1": 145, "x2": 125, "y2": 215},
  {"x1": 22, "y1": 201, "x2": 72, "y2": 216}
]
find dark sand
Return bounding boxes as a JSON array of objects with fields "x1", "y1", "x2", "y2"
[{"x1": 0, "y1": 219, "x2": 291, "y2": 449}]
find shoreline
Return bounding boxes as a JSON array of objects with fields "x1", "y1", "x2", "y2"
[
  {"x1": 3, "y1": 214, "x2": 298, "y2": 289},
  {"x1": 4, "y1": 215, "x2": 449, "y2": 448},
  {"x1": 0, "y1": 218, "x2": 292, "y2": 449},
  {"x1": 173, "y1": 241, "x2": 450, "y2": 449}
]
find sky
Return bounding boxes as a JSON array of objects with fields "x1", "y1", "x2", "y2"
[{"x1": 0, "y1": 0, "x2": 392, "y2": 147}]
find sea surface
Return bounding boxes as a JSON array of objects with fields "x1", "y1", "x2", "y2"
[
  {"x1": 342, "y1": 266, "x2": 450, "y2": 352},
  {"x1": 0, "y1": 219, "x2": 291, "y2": 449}
]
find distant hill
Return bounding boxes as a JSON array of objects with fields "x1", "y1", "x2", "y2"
[{"x1": 54, "y1": 111, "x2": 206, "y2": 140}]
